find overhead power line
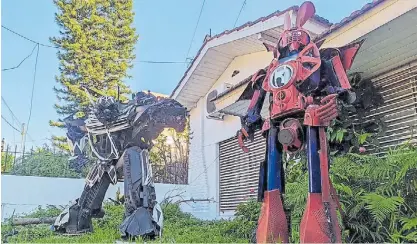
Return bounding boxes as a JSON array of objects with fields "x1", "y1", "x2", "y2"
[
  {"x1": 234, "y1": 0, "x2": 247, "y2": 28},
  {"x1": 185, "y1": 0, "x2": 206, "y2": 62},
  {"x1": 2, "y1": 25, "x2": 192, "y2": 65},
  {"x1": 24, "y1": 44, "x2": 40, "y2": 146},
  {"x1": 1, "y1": 115, "x2": 21, "y2": 133},
  {"x1": 2, "y1": 44, "x2": 38, "y2": 71},
  {"x1": 1, "y1": 97, "x2": 22, "y2": 125},
  {"x1": 2, "y1": 96, "x2": 35, "y2": 143},
  {"x1": 1, "y1": 25, "x2": 58, "y2": 48}
]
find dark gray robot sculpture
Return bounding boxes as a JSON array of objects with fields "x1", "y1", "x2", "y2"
[{"x1": 53, "y1": 88, "x2": 187, "y2": 240}]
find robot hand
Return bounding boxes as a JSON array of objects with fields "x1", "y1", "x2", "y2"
[
  {"x1": 317, "y1": 94, "x2": 339, "y2": 124},
  {"x1": 237, "y1": 114, "x2": 263, "y2": 153},
  {"x1": 304, "y1": 94, "x2": 340, "y2": 126}
]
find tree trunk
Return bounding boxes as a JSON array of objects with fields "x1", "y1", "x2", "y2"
[{"x1": 11, "y1": 217, "x2": 56, "y2": 225}]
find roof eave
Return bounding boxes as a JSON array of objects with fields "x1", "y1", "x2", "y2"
[
  {"x1": 170, "y1": 5, "x2": 332, "y2": 101},
  {"x1": 314, "y1": 0, "x2": 387, "y2": 42}
]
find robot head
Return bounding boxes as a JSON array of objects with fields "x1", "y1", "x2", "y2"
[
  {"x1": 94, "y1": 96, "x2": 120, "y2": 125},
  {"x1": 278, "y1": 1, "x2": 315, "y2": 53},
  {"x1": 134, "y1": 91, "x2": 159, "y2": 106}
]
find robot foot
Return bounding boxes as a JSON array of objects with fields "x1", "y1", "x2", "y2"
[
  {"x1": 52, "y1": 200, "x2": 104, "y2": 235},
  {"x1": 119, "y1": 207, "x2": 158, "y2": 240}
]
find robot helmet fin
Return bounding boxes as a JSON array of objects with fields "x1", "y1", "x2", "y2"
[
  {"x1": 283, "y1": 12, "x2": 292, "y2": 30},
  {"x1": 296, "y1": 1, "x2": 316, "y2": 28}
]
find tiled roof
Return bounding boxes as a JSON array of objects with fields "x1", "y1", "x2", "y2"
[
  {"x1": 170, "y1": 5, "x2": 332, "y2": 98},
  {"x1": 314, "y1": 0, "x2": 386, "y2": 42}
]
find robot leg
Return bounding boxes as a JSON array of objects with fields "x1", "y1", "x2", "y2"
[
  {"x1": 118, "y1": 146, "x2": 162, "y2": 240},
  {"x1": 300, "y1": 127, "x2": 341, "y2": 243},
  {"x1": 53, "y1": 163, "x2": 118, "y2": 234},
  {"x1": 256, "y1": 127, "x2": 289, "y2": 243}
]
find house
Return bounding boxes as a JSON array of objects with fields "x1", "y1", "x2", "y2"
[{"x1": 171, "y1": 0, "x2": 417, "y2": 220}]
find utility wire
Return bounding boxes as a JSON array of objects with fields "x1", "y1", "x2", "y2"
[
  {"x1": 1, "y1": 97, "x2": 22, "y2": 126},
  {"x1": 1, "y1": 25, "x2": 58, "y2": 48},
  {"x1": 2, "y1": 25, "x2": 192, "y2": 65},
  {"x1": 24, "y1": 44, "x2": 40, "y2": 146},
  {"x1": 233, "y1": 0, "x2": 247, "y2": 28},
  {"x1": 185, "y1": 0, "x2": 206, "y2": 62},
  {"x1": 2, "y1": 44, "x2": 38, "y2": 71},
  {"x1": 1, "y1": 115, "x2": 21, "y2": 133},
  {"x1": 2, "y1": 96, "x2": 35, "y2": 143}
]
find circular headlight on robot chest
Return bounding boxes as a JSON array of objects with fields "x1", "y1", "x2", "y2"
[{"x1": 269, "y1": 64, "x2": 294, "y2": 89}]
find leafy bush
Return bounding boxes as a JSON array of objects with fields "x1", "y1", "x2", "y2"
[
  {"x1": 328, "y1": 73, "x2": 386, "y2": 155},
  {"x1": 11, "y1": 148, "x2": 81, "y2": 179},
  {"x1": 284, "y1": 143, "x2": 417, "y2": 243}
]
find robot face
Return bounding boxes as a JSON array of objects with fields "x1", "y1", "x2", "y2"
[
  {"x1": 269, "y1": 64, "x2": 294, "y2": 89},
  {"x1": 94, "y1": 96, "x2": 119, "y2": 124},
  {"x1": 278, "y1": 29, "x2": 310, "y2": 52},
  {"x1": 98, "y1": 96, "x2": 115, "y2": 106}
]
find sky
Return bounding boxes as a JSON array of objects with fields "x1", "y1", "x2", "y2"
[{"x1": 1, "y1": 0, "x2": 372, "y2": 150}]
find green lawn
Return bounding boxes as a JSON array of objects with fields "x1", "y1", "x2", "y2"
[{"x1": 1, "y1": 203, "x2": 253, "y2": 243}]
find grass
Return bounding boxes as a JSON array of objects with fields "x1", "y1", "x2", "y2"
[{"x1": 1, "y1": 202, "x2": 253, "y2": 243}]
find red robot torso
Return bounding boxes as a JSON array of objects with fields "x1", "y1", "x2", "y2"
[{"x1": 262, "y1": 42, "x2": 321, "y2": 121}]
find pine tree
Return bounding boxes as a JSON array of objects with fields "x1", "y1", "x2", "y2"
[{"x1": 49, "y1": 0, "x2": 138, "y2": 148}]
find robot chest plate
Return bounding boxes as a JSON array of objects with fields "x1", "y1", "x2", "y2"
[
  {"x1": 269, "y1": 64, "x2": 295, "y2": 89},
  {"x1": 263, "y1": 62, "x2": 306, "y2": 119}
]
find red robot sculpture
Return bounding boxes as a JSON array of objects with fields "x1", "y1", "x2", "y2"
[{"x1": 236, "y1": 1, "x2": 363, "y2": 243}]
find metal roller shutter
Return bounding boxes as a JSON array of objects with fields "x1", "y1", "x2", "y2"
[
  {"x1": 358, "y1": 61, "x2": 417, "y2": 153},
  {"x1": 219, "y1": 130, "x2": 265, "y2": 212}
]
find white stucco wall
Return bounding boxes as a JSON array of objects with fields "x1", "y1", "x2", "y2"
[
  {"x1": 0, "y1": 175, "x2": 204, "y2": 222},
  {"x1": 187, "y1": 50, "x2": 273, "y2": 219}
]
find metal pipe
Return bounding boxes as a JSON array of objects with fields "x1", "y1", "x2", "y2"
[
  {"x1": 267, "y1": 126, "x2": 283, "y2": 191},
  {"x1": 306, "y1": 127, "x2": 321, "y2": 193}
]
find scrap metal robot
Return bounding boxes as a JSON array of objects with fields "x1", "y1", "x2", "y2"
[
  {"x1": 53, "y1": 89, "x2": 187, "y2": 240},
  {"x1": 236, "y1": 1, "x2": 363, "y2": 243}
]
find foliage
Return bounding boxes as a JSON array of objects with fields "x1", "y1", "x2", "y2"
[
  {"x1": 235, "y1": 198, "x2": 262, "y2": 222},
  {"x1": 50, "y1": 135, "x2": 71, "y2": 153},
  {"x1": 283, "y1": 143, "x2": 417, "y2": 243},
  {"x1": 238, "y1": 144, "x2": 417, "y2": 243},
  {"x1": 11, "y1": 146, "x2": 81, "y2": 178},
  {"x1": 328, "y1": 73, "x2": 386, "y2": 155},
  {"x1": 1, "y1": 151, "x2": 15, "y2": 173},
  {"x1": 4, "y1": 202, "x2": 250, "y2": 243},
  {"x1": 150, "y1": 119, "x2": 190, "y2": 184},
  {"x1": 23, "y1": 206, "x2": 64, "y2": 219},
  {"x1": 49, "y1": 0, "x2": 138, "y2": 145}
]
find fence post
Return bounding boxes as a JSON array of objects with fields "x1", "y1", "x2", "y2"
[
  {"x1": 13, "y1": 145, "x2": 17, "y2": 172},
  {"x1": 22, "y1": 146, "x2": 25, "y2": 166},
  {"x1": 174, "y1": 163, "x2": 178, "y2": 184}
]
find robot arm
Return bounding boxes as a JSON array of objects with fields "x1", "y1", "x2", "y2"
[
  {"x1": 237, "y1": 69, "x2": 267, "y2": 152},
  {"x1": 303, "y1": 40, "x2": 365, "y2": 126},
  {"x1": 319, "y1": 40, "x2": 365, "y2": 103},
  {"x1": 63, "y1": 114, "x2": 90, "y2": 173}
]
